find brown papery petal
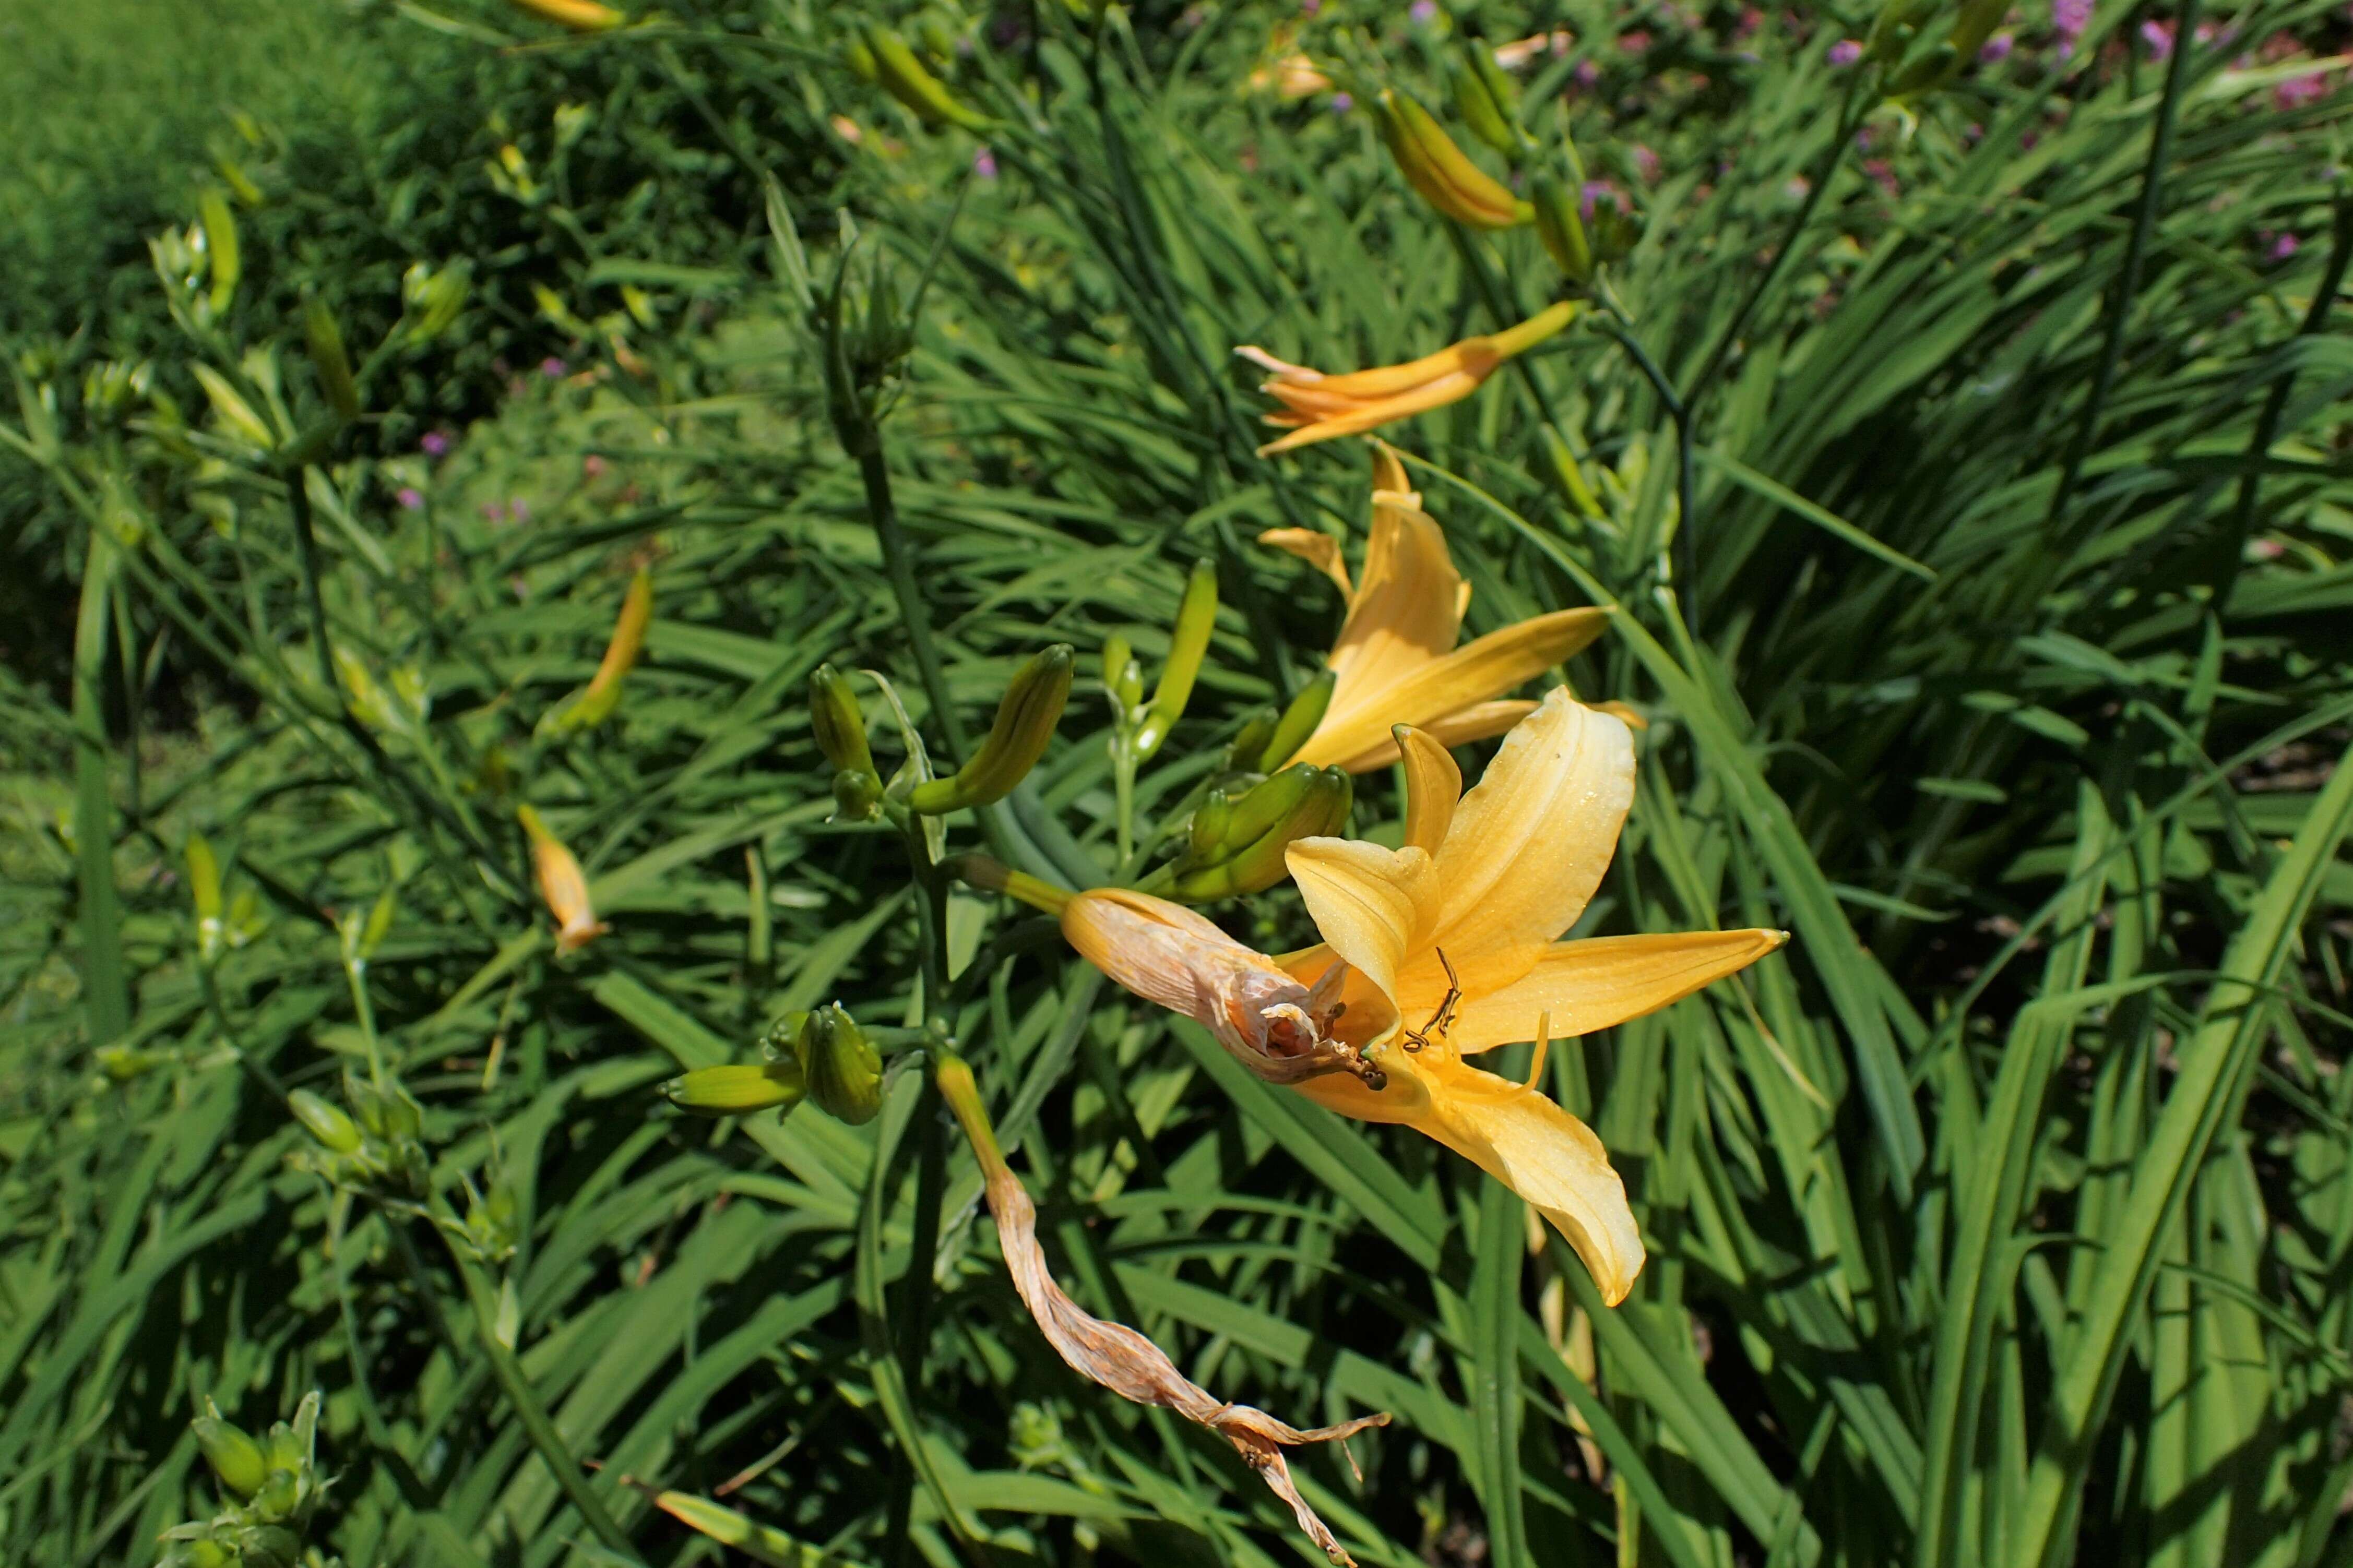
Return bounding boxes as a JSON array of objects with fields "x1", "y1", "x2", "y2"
[{"x1": 945, "y1": 1063, "x2": 1387, "y2": 1564}]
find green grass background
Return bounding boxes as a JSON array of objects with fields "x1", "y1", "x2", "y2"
[{"x1": 3, "y1": 1, "x2": 2350, "y2": 1566}]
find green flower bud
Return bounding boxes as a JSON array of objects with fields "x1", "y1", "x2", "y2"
[
  {"x1": 1449, "y1": 45, "x2": 1521, "y2": 154},
  {"x1": 863, "y1": 22, "x2": 993, "y2": 132},
  {"x1": 795, "y1": 1003, "x2": 882, "y2": 1125},
  {"x1": 193, "y1": 1410, "x2": 268, "y2": 1500},
  {"x1": 187, "y1": 832, "x2": 225, "y2": 962},
  {"x1": 1226, "y1": 710, "x2": 1277, "y2": 773},
  {"x1": 1146, "y1": 764, "x2": 1352, "y2": 902},
  {"x1": 831, "y1": 767, "x2": 884, "y2": 822},
  {"x1": 1100, "y1": 635, "x2": 1138, "y2": 713},
  {"x1": 662, "y1": 1059, "x2": 806, "y2": 1117},
  {"x1": 1132, "y1": 559, "x2": 1217, "y2": 760},
  {"x1": 1256, "y1": 670, "x2": 1336, "y2": 772},
  {"x1": 909, "y1": 645, "x2": 1074, "y2": 813},
  {"x1": 252, "y1": 1468, "x2": 301, "y2": 1522},
  {"x1": 1187, "y1": 792, "x2": 1234, "y2": 856},
  {"x1": 303, "y1": 297, "x2": 361, "y2": 422},
  {"x1": 178, "y1": 1541, "x2": 234, "y2": 1568},
  {"x1": 810, "y1": 664, "x2": 877, "y2": 779},
  {"x1": 843, "y1": 33, "x2": 880, "y2": 81},
  {"x1": 288, "y1": 1090, "x2": 362, "y2": 1154},
  {"x1": 1532, "y1": 175, "x2": 1594, "y2": 286},
  {"x1": 235, "y1": 1523, "x2": 301, "y2": 1568}
]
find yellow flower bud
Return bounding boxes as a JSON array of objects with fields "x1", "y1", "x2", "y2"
[
  {"x1": 1132, "y1": 558, "x2": 1217, "y2": 760},
  {"x1": 506, "y1": 0, "x2": 625, "y2": 30},
  {"x1": 1376, "y1": 90, "x2": 1531, "y2": 231},
  {"x1": 540, "y1": 567, "x2": 652, "y2": 736},
  {"x1": 809, "y1": 663, "x2": 877, "y2": 779},
  {"x1": 518, "y1": 805, "x2": 609, "y2": 953},
  {"x1": 863, "y1": 23, "x2": 993, "y2": 132}
]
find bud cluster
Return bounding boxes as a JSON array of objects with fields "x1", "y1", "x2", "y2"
[
  {"x1": 287, "y1": 1076, "x2": 429, "y2": 1199},
  {"x1": 1142, "y1": 761, "x2": 1353, "y2": 903},
  {"x1": 663, "y1": 1002, "x2": 882, "y2": 1127},
  {"x1": 160, "y1": 1391, "x2": 334, "y2": 1568}
]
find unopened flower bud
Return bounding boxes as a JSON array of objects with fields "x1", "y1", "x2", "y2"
[
  {"x1": 540, "y1": 567, "x2": 652, "y2": 736},
  {"x1": 1532, "y1": 175, "x2": 1595, "y2": 285},
  {"x1": 1148, "y1": 764, "x2": 1352, "y2": 902},
  {"x1": 1132, "y1": 559, "x2": 1217, "y2": 760},
  {"x1": 187, "y1": 832, "x2": 225, "y2": 961},
  {"x1": 909, "y1": 645, "x2": 1074, "y2": 813},
  {"x1": 1449, "y1": 45, "x2": 1522, "y2": 154},
  {"x1": 810, "y1": 664, "x2": 877, "y2": 779},
  {"x1": 235, "y1": 1523, "x2": 302, "y2": 1568},
  {"x1": 1101, "y1": 635, "x2": 1141, "y2": 713},
  {"x1": 1257, "y1": 670, "x2": 1336, "y2": 772},
  {"x1": 662, "y1": 1058, "x2": 807, "y2": 1117},
  {"x1": 831, "y1": 767, "x2": 884, "y2": 821},
  {"x1": 1226, "y1": 710, "x2": 1278, "y2": 773},
  {"x1": 863, "y1": 23, "x2": 993, "y2": 131},
  {"x1": 288, "y1": 1090, "x2": 362, "y2": 1154},
  {"x1": 1187, "y1": 792, "x2": 1234, "y2": 856},
  {"x1": 252, "y1": 1468, "x2": 301, "y2": 1521},
  {"x1": 193, "y1": 1410, "x2": 268, "y2": 1500},
  {"x1": 795, "y1": 1003, "x2": 883, "y2": 1125},
  {"x1": 303, "y1": 298, "x2": 361, "y2": 422},
  {"x1": 518, "y1": 804, "x2": 609, "y2": 953},
  {"x1": 1376, "y1": 89, "x2": 1531, "y2": 230}
]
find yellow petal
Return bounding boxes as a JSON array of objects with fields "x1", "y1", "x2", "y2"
[
  {"x1": 1288, "y1": 342, "x2": 1477, "y2": 401},
  {"x1": 1368, "y1": 439, "x2": 1421, "y2": 508},
  {"x1": 1258, "y1": 528, "x2": 1353, "y2": 598},
  {"x1": 1421, "y1": 690, "x2": 1634, "y2": 998},
  {"x1": 1448, "y1": 929, "x2": 1789, "y2": 1053},
  {"x1": 1296, "y1": 607, "x2": 1608, "y2": 770},
  {"x1": 1254, "y1": 369, "x2": 1486, "y2": 456},
  {"x1": 1306, "y1": 499, "x2": 1463, "y2": 751},
  {"x1": 1334, "y1": 700, "x2": 1536, "y2": 772},
  {"x1": 1396, "y1": 726, "x2": 1462, "y2": 854},
  {"x1": 1413, "y1": 1055, "x2": 1644, "y2": 1305},
  {"x1": 1282, "y1": 839, "x2": 1438, "y2": 1014}
]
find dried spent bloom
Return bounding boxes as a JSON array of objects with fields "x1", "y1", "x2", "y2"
[
  {"x1": 1239, "y1": 301, "x2": 1578, "y2": 456},
  {"x1": 937, "y1": 1056, "x2": 1386, "y2": 1564},
  {"x1": 1258, "y1": 444, "x2": 1607, "y2": 771},
  {"x1": 1063, "y1": 692, "x2": 1787, "y2": 1304}
]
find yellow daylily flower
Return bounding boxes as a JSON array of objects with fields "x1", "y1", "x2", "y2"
[
  {"x1": 1238, "y1": 301, "x2": 1578, "y2": 457},
  {"x1": 1259, "y1": 445, "x2": 1607, "y2": 772},
  {"x1": 1062, "y1": 691, "x2": 1787, "y2": 1304}
]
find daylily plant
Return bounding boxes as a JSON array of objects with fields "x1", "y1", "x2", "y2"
[
  {"x1": 1259, "y1": 445, "x2": 1607, "y2": 771},
  {"x1": 1063, "y1": 690, "x2": 1786, "y2": 1304},
  {"x1": 1238, "y1": 300, "x2": 1578, "y2": 456}
]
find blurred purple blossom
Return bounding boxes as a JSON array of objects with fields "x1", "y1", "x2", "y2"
[
  {"x1": 1630, "y1": 145, "x2": 1660, "y2": 181},
  {"x1": 421, "y1": 430, "x2": 450, "y2": 458},
  {"x1": 2052, "y1": 0, "x2": 2090, "y2": 57},
  {"x1": 1410, "y1": 0, "x2": 1437, "y2": 22},
  {"x1": 540, "y1": 357, "x2": 567, "y2": 378},
  {"x1": 482, "y1": 501, "x2": 506, "y2": 523},
  {"x1": 397, "y1": 487, "x2": 424, "y2": 511},
  {"x1": 2267, "y1": 231, "x2": 2301, "y2": 262},
  {"x1": 1827, "y1": 38, "x2": 1862, "y2": 65},
  {"x1": 1620, "y1": 29, "x2": 1652, "y2": 53},
  {"x1": 973, "y1": 147, "x2": 999, "y2": 179},
  {"x1": 1979, "y1": 32, "x2": 2014, "y2": 63},
  {"x1": 584, "y1": 454, "x2": 609, "y2": 477},
  {"x1": 2274, "y1": 71, "x2": 2329, "y2": 111},
  {"x1": 2137, "y1": 19, "x2": 2174, "y2": 58},
  {"x1": 1572, "y1": 59, "x2": 1601, "y2": 88},
  {"x1": 1329, "y1": 91, "x2": 1355, "y2": 112},
  {"x1": 510, "y1": 499, "x2": 530, "y2": 522}
]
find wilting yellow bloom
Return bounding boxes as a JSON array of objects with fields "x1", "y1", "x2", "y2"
[
  {"x1": 1239, "y1": 301, "x2": 1578, "y2": 457},
  {"x1": 1249, "y1": 52, "x2": 1333, "y2": 99},
  {"x1": 540, "y1": 566, "x2": 651, "y2": 736},
  {"x1": 1062, "y1": 691, "x2": 1786, "y2": 1304},
  {"x1": 1258, "y1": 445, "x2": 1606, "y2": 771},
  {"x1": 517, "y1": 805, "x2": 609, "y2": 953}
]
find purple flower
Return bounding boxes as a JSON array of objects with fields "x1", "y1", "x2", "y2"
[
  {"x1": 2274, "y1": 71, "x2": 2328, "y2": 111},
  {"x1": 1572, "y1": 59, "x2": 1601, "y2": 88},
  {"x1": 482, "y1": 501, "x2": 506, "y2": 523},
  {"x1": 540, "y1": 357, "x2": 567, "y2": 379},
  {"x1": 2052, "y1": 0, "x2": 2091, "y2": 47},
  {"x1": 397, "y1": 486, "x2": 424, "y2": 511},
  {"x1": 1299, "y1": 0, "x2": 1320, "y2": 15},
  {"x1": 1329, "y1": 91, "x2": 1355, "y2": 113},
  {"x1": 1621, "y1": 29, "x2": 1652, "y2": 52},
  {"x1": 510, "y1": 499, "x2": 530, "y2": 522},
  {"x1": 1410, "y1": 0, "x2": 1437, "y2": 22},
  {"x1": 1979, "y1": 31, "x2": 2014, "y2": 63},
  {"x1": 2137, "y1": 19, "x2": 2174, "y2": 57},
  {"x1": 1630, "y1": 144, "x2": 1660, "y2": 181},
  {"x1": 2267, "y1": 231, "x2": 2301, "y2": 262},
  {"x1": 1827, "y1": 38, "x2": 1862, "y2": 65},
  {"x1": 421, "y1": 430, "x2": 450, "y2": 458},
  {"x1": 973, "y1": 147, "x2": 999, "y2": 179}
]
